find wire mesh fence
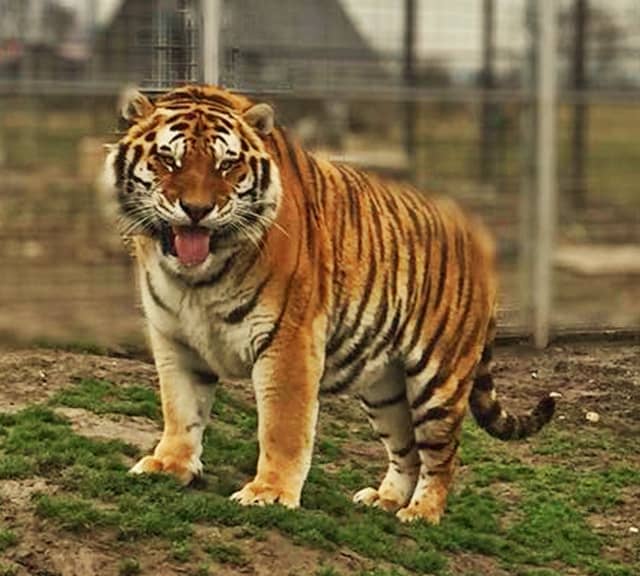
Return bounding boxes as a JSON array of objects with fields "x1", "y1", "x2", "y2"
[{"x1": 0, "y1": 0, "x2": 638, "y2": 349}]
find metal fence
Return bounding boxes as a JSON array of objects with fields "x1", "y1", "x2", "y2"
[{"x1": 0, "y1": 0, "x2": 638, "y2": 350}]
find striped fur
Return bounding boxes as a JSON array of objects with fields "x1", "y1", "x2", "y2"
[{"x1": 101, "y1": 85, "x2": 555, "y2": 523}]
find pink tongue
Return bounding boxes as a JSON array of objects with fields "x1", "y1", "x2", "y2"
[{"x1": 173, "y1": 228, "x2": 211, "y2": 266}]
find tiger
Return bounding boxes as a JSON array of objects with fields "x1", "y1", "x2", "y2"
[{"x1": 100, "y1": 84, "x2": 555, "y2": 523}]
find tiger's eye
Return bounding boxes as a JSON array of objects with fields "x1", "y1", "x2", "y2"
[
  {"x1": 159, "y1": 154, "x2": 177, "y2": 172},
  {"x1": 219, "y1": 159, "x2": 236, "y2": 172}
]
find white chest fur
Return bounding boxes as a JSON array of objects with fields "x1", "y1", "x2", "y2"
[{"x1": 140, "y1": 256, "x2": 262, "y2": 381}]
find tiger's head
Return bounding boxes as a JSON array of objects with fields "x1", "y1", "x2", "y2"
[{"x1": 101, "y1": 85, "x2": 281, "y2": 272}]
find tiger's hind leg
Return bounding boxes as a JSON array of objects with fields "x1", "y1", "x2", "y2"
[
  {"x1": 397, "y1": 358, "x2": 475, "y2": 524},
  {"x1": 353, "y1": 361, "x2": 420, "y2": 512}
]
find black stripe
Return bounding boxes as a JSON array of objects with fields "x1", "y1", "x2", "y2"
[
  {"x1": 223, "y1": 274, "x2": 271, "y2": 324},
  {"x1": 308, "y1": 155, "x2": 327, "y2": 205},
  {"x1": 405, "y1": 276, "x2": 433, "y2": 353},
  {"x1": 191, "y1": 253, "x2": 236, "y2": 288},
  {"x1": 145, "y1": 272, "x2": 174, "y2": 315},
  {"x1": 326, "y1": 303, "x2": 350, "y2": 356},
  {"x1": 473, "y1": 373, "x2": 493, "y2": 391},
  {"x1": 192, "y1": 369, "x2": 219, "y2": 386},
  {"x1": 434, "y1": 226, "x2": 449, "y2": 308},
  {"x1": 126, "y1": 144, "x2": 143, "y2": 191},
  {"x1": 324, "y1": 358, "x2": 366, "y2": 394},
  {"x1": 259, "y1": 158, "x2": 271, "y2": 190},
  {"x1": 336, "y1": 281, "x2": 389, "y2": 370},
  {"x1": 405, "y1": 310, "x2": 449, "y2": 378},
  {"x1": 114, "y1": 143, "x2": 128, "y2": 189},
  {"x1": 392, "y1": 439, "x2": 416, "y2": 458},
  {"x1": 360, "y1": 389, "x2": 406, "y2": 410},
  {"x1": 378, "y1": 190, "x2": 401, "y2": 303},
  {"x1": 253, "y1": 186, "x2": 304, "y2": 360},
  {"x1": 283, "y1": 131, "x2": 305, "y2": 185},
  {"x1": 335, "y1": 168, "x2": 363, "y2": 260},
  {"x1": 473, "y1": 401, "x2": 501, "y2": 429},
  {"x1": 455, "y1": 231, "x2": 466, "y2": 304},
  {"x1": 169, "y1": 122, "x2": 190, "y2": 132},
  {"x1": 415, "y1": 440, "x2": 449, "y2": 452},
  {"x1": 481, "y1": 345, "x2": 493, "y2": 365},
  {"x1": 426, "y1": 439, "x2": 460, "y2": 473},
  {"x1": 412, "y1": 405, "x2": 450, "y2": 428},
  {"x1": 338, "y1": 167, "x2": 359, "y2": 227},
  {"x1": 328, "y1": 253, "x2": 377, "y2": 356},
  {"x1": 234, "y1": 248, "x2": 262, "y2": 286},
  {"x1": 405, "y1": 197, "x2": 425, "y2": 245},
  {"x1": 410, "y1": 371, "x2": 447, "y2": 411},
  {"x1": 370, "y1": 197, "x2": 386, "y2": 261},
  {"x1": 371, "y1": 304, "x2": 402, "y2": 359}
]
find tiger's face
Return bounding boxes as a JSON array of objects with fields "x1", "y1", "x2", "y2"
[{"x1": 102, "y1": 86, "x2": 281, "y2": 272}]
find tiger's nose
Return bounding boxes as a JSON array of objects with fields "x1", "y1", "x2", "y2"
[{"x1": 179, "y1": 200, "x2": 214, "y2": 223}]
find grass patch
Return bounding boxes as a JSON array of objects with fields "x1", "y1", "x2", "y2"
[
  {"x1": 50, "y1": 379, "x2": 160, "y2": 420},
  {"x1": 1, "y1": 382, "x2": 638, "y2": 575},
  {"x1": 205, "y1": 540, "x2": 247, "y2": 566},
  {"x1": 0, "y1": 564, "x2": 17, "y2": 576},
  {"x1": 118, "y1": 558, "x2": 141, "y2": 576},
  {"x1": 0, "y1": 528, "x2": 18, "y2": 552}
]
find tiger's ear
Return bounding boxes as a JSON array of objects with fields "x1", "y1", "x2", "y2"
[
  {"x1": 119, "y1": 86, "x2": 154, "y2": 124},
  {"x1": 243, "y1": 103, "x2": 274, "y2": 136}
]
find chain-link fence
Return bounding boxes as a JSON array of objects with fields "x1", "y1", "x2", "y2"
[{"x1": 0, "y1": 0, "x2": 638, "y2": 349}]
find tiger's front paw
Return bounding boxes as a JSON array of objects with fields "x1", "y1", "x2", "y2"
[
  {"x1": 129, "y1": 453, "x2": 202, "y2": 486},
  {"x1": 230, "y1": 479, "x2": 300, "y2": 508}
]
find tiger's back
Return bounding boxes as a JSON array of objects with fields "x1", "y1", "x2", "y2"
[{"x1": 103, "y1": 85, "x2": 554, "y2": 523}]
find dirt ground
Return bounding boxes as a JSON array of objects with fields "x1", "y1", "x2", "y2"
[{"x1": 0, "y1": 339, "x2": 638, "y2": 575}]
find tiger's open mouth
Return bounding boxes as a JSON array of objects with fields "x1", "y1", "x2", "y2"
[{"x1": 159, "y1": 224, "x2": 213, "y2": 267}]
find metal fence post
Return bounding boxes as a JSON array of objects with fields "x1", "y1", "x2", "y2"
[
  {"x1": 200, "y1": 0, "x2": 222, "y2": 84},
  {"x1": 533, "y1": 0, "x2": 558, "y2": 348}
]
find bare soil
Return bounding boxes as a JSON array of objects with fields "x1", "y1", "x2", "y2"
[{"x1": 1, "y1": 339, "x2": 639, "y2": 575}]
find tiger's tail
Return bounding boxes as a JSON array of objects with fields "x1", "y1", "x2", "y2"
[{"x1": 469, "y1": 319, "x2": 555, "y2": 440}]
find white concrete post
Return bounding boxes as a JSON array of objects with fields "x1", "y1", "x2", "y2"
[
  {"x1": 201, "y1": 0, "x2": 222, "y2": 84},
  {"x1": 533, "y1": 0, "x2": 558, "y2": 348}
]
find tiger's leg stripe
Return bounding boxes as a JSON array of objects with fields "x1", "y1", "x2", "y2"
[
  {"x1": 412, "y1": 406, "x2": 449, "y2": 428},
  {"x1": 325, "y1": 357, "x2": 367, "y2": 394},
  {"x1": 359, "y1": 389, "x2": 406, "y2": 410},
  {"x1": 392, "y1": 439, "x2": 417, "y2": 459},
  {"x1": 409, "y1": 372, "x2": 446, "y2": 411},
  {"x1": 192, "y1": 368, "x2": 219, "y2": 387}
]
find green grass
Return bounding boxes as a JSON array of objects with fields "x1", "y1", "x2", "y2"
[
  {"x1": 49, "y1": 379, "x2": 160, "y2": 420},
  {"x1": 1, "y1": 380, "x2": 638, "y2": 575},
  {"x1": 118, "y1": 558, "x2": 141, "y2": 576},
  {"x1": 0, "y1": 528, "x2": 18, "y2": 552}
]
